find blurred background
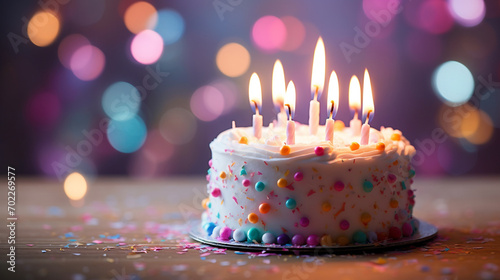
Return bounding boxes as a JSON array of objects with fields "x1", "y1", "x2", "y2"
[{"x1": 1, "y1": 0, "x2": 500, "y2": 182}]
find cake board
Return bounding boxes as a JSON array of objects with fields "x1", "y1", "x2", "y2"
[{"x1": 189, "y1": 219, "x2": 437, "y2": 254}]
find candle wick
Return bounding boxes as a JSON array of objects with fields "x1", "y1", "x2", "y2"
[
  {"x1": 314, "y1": 86, "x2": 319, "y2": 101},
  {"x1": 329, "y1": 100, "x2": 334, "y2": 119},
  {"x1": 354, "y1": 111, "x2": 358, "y2": 120},
  {"x1": 285, "y1": 104, "x2": 292, "y2": 121},
  {"x1": 253, "y1": 100, "x2": 259, "y2": 116},
  {"x1": 365, "y1": 110, "x2": 373, "y2": 124}
]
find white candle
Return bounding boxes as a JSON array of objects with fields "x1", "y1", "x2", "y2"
[
  {"x1": 309, "y1": 37, "x2": 325, "y2": 135},
  {"x1": 349, "y1": 75, "x2": 362, "y2": 136},
  {"x1": 249, "y1": 73, "x2": 263, "y2": 139},
  {"x1": 285, "y1": 81, "x2": 296, "y2": 145},
  {"x1": 325, "y1": 71, "x2": 339, "y2": 144},
  {"x1": 272, "y1": 60, "x2": 286, "y2": 127},
  {"x1": 360, "y1": 69, "x2": 375, "y2": 145}
]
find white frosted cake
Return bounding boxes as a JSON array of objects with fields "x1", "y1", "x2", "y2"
[{"x1": 201, "y1": 122, "x2": 418, "y2": 246}]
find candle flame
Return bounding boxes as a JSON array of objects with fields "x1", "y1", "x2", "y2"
[
  {"x1": 349, "y1": 75, "x2": 361, "y2": 117},
  {"x1": 327, "y1": 71, "x2": 339, "y2": 119},
  {"x1": 249, "y1": 72, "x2": 262, "y2": 115},
  {"x1": 285, "y1": 81, "x2": 296, "y2": 120},
  {"x1": 362, "y1": 69, "x2": 375, "y2": 123},
  {"x1": 272, "y1": 59, "x2": 285, "y2": 112},
  {"x1": 311, "y1": 37, "x2": 325, "y2": 100}
]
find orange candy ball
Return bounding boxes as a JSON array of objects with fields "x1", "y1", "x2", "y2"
[
  {"x1": 219, "y1": 171, "x2": 227, "y2": 179},
  {"x1": 202, "y1": 198, "x2": 209, "y2": 210},
  {"x1": 248, "y1": 213, "x2": 259, "y2": 224},
  {"x1": 391, "y1": 133, "x2": 401, "y2": 141},
  {"x1": 376, "y1": 142, "x2": 385, "y2": 151},
  {"x1": 361, "y1": 212, "x2": 372, "y2": 225},
  {"x1": 322, "y1": 202, "x2": 332, "y2": 212},
  {"x1": 350, "y1": 142, "x2": 360, "y2": 151},
  {"x1": 239, "y1": 136, "x2": 248, "y2": 144},
  {"x1": 259, "y1": 203, "x2": 271, "y2": 214},
  {"x1": 390, "y1": 199, "x2": 399, "y2": 208},
  {"x1": 280, "y1": 145, "x2": 291, "y2": 155}
]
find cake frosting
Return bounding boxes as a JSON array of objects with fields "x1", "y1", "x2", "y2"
[{"x1": 201, "y1": 121, "x2": 418, "y2": 246}]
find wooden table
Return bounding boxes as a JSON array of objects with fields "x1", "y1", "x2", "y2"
[{"x1": 2, "y1": 177, "x2": 499, "y2": 279}]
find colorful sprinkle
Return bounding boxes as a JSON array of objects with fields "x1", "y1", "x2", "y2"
[
  {"x1": 376, "y1": 142, "x2": 385, "y2": 151},
  {"x1": 233, "y1": 229, "x2": 246, "y2": 242},
  {"x1": 280, "y1": 145, "x2": 291, "y2": 155},
  {"x1": 240, "y1": 168, "x2": 247, "y2": 175},
  {"x1": 277, "y1": 234, "x2": 290, "y2": 245},
  {"x1": 307, "y1": 235, "x2": 319, "y2": 246},
  {"x1": 207, "y1": 202, "x2": 211, "y2": 209},
  {"x1": 259, "y1": 203, "x2": 270, "y2": 214},
  {"x1": 402, "y1": 222, "x2": 413, "y2": 237},
  {"x1": 389, "y1": 226, "x2": 402, "y2": 240},
  {"x1": 293, "y1": 172, "x2": 303, "y2": 181},
  {"x1": 247, "y1": 228, "x2": 261, "y2": 242},
  {"x1": 248, "y1": 213, "x2": 259, "y2": 224},
  {"x1": 334, "y1": 180, "x2": 345, "y2": 191},
  {"x1": 337, "y1": 236, "x2": 350, "y2": 246},
  {"x1": 314, "y1": 146, "x2": 324, "y2": 156},
  {"x1": 362, "y1": 180, "x2": 373, "y2": 193},
  {"x1": 242, "y1": 179, "x2": 251, "y2": 187},
  {"x1": 208, "y1": 159, "x2": 213, "y2": 167},
  {"x1": 292, "y1": 234, "x2": 305, "y2": 245},
  {"x1": 255, "y1": 181, "x2": 265, "y2": 192},
  {"x1": 409, "y1": 169, "x2": 416, "y2": 178},
  {"x1": 361, "y1": 212, "x2": 372, "y2": 225},
  {"x1": 350, "y1": 142, "x2": 360, "y2": 151},
  {"x1": 391, "y1": 133, "x2": 401, "y2": 141},
  {"x1": 277, "y1": 178, "x2": 288, "y2": 188},
  {"x1": 321, "y1": 201, "x2": 332, "y2": 212},
  {"x1": 340, "y1": 219, "x2": 350, "y2": 230},
  {"x1": 320, "y1": 234, "x2": 333, "y2": 246},
  {"x1": 285, "y1": 198, "x2": 297, "y2": 209},
  {"x1": 211, "y1": 188, "x2": 221, "y2": 197},
  {"x1": 401, "y1": 181, "x2": 407, "y2": 190},
  {"x1": 239, "y1": 136, "x2": 248, "y2": 144},
  {"x1": 390, "y1": 199, "x2": 399, "y2": 208},
  {"x1": 219, "y1": 226, "x2": 232, "y2": 240},
  {"x1": 353, "y1": 230, "x2": 367, "y2": 244},
  {"x1": 262, "y1": 232, "x2": 276, "y2": 244},
  {"x1": 219, "y1": 171, "x2": 227, "y2": 179},
  {"x1": 300, "y1": 217, "x2": 309, "y2": 227}
]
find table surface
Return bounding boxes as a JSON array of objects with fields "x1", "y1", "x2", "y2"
[{"x1": 1, "y1": 177, "x2": 500, "y2": 280}]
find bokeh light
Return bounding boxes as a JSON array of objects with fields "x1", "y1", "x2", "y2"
[
  {"x1": 141, "y1": 129, "x2": 174, "y2": 163},
  {"x1": 417, "y1": 0, "x2": 454, "y2": 34},
  {"x1": 154, "y1": 9, "x2": 185, "y2": 45},
  {"x1": 70, "y1": 45, "x2": 106, "y2": 81},
  {"x1": 216, "y1": 43, "x2": 250, "y2": 77},
  {"x1": 131, "y1": 30, "x2": 164, "y2": 64},
  {"x1": 252, "y1": 15, "x2": 286, "y2": 52},
  {"x1": 463, "y1": 109, "x2": 494, "y2": 145},
  {"x1": 209, "y1": 79, "x2": 239, "y2": 115},
  {"x1": 124, "y1": 1, "x2": 158, "y2": 34},
  {"x1": 362, "y1": 0, "x2": 401, "y2": 23},
  {"x1": 64, "y1": 172, "x2": 88, "y2": 201},
  {"x1": 432, "y1": 61, "x2": 474, "y2": 106},
  {"x1": 27, "y1": 11, "x2": 60, "y2": 47},
  {"x1": 159, "y1": 108, "x2": 197, "y2": 145},
  {"x1": 280, "y1": 16, "x2": 306, "y2": 51},
  {"x1": 107, "y1": 116, "x2": 147, "y2": 153},
  {"x1": 448, "y1": 0, "x2": 485, "y2": 27},
  {"x1": 58, "y1": 34, "x2": 90, "y2": 69},
  {"x1": 102, "y1": 82, "x2": 141, "y2": 121},
  {"x1": 190, "y1": 86, "x2": 225, "y2": 122},
  {"x1": 25, "y1": 92, "x2": 61, "y2": 126}
]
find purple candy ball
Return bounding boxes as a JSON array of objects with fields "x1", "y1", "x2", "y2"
[
  {"x1": 292, "y1": 234, "x2": 306, "y2": 245},
  {"x1": 300, "y1": 217, "x2": 310, "y2": 227},
  {"x1": 219, "y1": 226, "x2": 232, "y2": 240},
  {"x1": 277, "y1": 234, "x2": 290, "y2": 245},
  {"x1": 306, "y1": 235, "x2": 319, "y2": 246}
]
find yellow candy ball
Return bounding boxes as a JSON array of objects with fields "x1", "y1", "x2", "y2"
[
  {"x1": 321, "y1": 202, "x2": 332, "y2": 212},
  {"x1": 277, "y1": 178, "x2": 288, "y2": 188},
  {"x1": 361, "y1": 212, "x2": 372, "y2": 225},
  {"x1": 320, "y1": 234, "x2": 333, "y2": 246}
]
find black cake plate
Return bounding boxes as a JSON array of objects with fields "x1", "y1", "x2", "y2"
[{"x1": 189, "y1": 219, "x2": 437, "y2": 254}]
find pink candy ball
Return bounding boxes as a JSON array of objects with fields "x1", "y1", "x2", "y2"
[
  {"x1": 387, "y1": 173, "x2": 397, "y2": 184},
  {"x1": 334, "y1": 181, "x2": 345, "y2": 191},
  {"x1": 314, "y1": 146, "x2": 324, "y2": 156},
  {"x1": 402, "y1": 222, "x2": 413, "y2": 237},
  {"x1": 219, "y1": 226, "x2": 232, "y2": 240},
  {"x1": 211, "y1": 188, "x2": 221, "y2": 197},
  {"x1": 306, "y1": 235, "x2": 319, "y2": 246},
  {"x1": 294, "y1": 172, "x2": 303, "y2": 181},
  {"x1": 300, "y1": 217, "x2": 309, "y2": 227},
  {"x1": 340, "y1": 219, "x2": 350, "y2": 230},
  {"x1": 242, "y1": 179, "x2": 251, "y2": 187}
]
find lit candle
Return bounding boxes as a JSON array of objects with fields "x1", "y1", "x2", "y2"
[
  {"x1": 349, "y1": 75, "x2": 362, "y2": 136},
  {"x1": 249, "y1": 73, "x2": 263, "y2": 139},
  {"x1": 309, "y1": 37, "x2": 325, "y2": 135},
  {"x1": 284, "y1": 81, "x2": 296, "y2": 145},
  {"x1": 325, "y1": 71, "x2": 339, "y2": 144},
  {"x1": 272, "y1": 59, "x2": 287, "y2": 127},
  {"x1": 360, "y1": 69, "x2": 374, "y2": 145}
]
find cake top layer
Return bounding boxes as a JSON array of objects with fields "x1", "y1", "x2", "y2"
[{"x1": 210, "y1": 122, "x2": 416, "y2": 163}]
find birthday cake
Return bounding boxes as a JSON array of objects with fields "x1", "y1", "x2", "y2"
[{"x1": 201, "y1": 123, "x2": 418, "y2": 246}]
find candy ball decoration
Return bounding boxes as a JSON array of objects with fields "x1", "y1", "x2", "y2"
[
  {"x1": 322, "y1": 201, "x2": 332, "y2": 212},
  {"x1": 203, "y1": 222, "x2": 216, "y2": 235},
  {"x1": 337, "y1": 236, "x2": 350, "y2": 246},
  {"x1": 247, "y1": 228, "x2": 261, "y2": 242},
  {"x1": 259, "y1": 203, "x2": 271, "y2": 214},
  {"x1": 389, "y1": 226, "x2": 402, "y2": 240},
  {"x1": 306, "y1": 235, "x2": 320, "y2": 246},
  {"x1": 219, "y1": 226, "x2": 232, "y2": 240},
  {"x1": 277, "y1": 178, "x2": 288, "y2": 188},
  {"x1": 334, "y1": 181, "x2": 344, "y2": 191},
  {"x1": 339, "y1": 219, "x2": 350, "y2": 230},
  {"x1": 314, "y1": 146, "x2": 324, "y2": 156},
  {"x1": 352, "y1": 230, "x2": 367, "y2": 244},
  {"x1": 362, "y1": 180, "x2": 374, "y2": 192},
  {"x1": 277, "y1": 234, "x2": 290, "y2": 245},
  {"x1": 292, "y1": 234, "x2": 306, "y2": 245},
  {"x1": 294, "y1": 172, "x2": 303, "y2": 181},
  {"x1": 300, "y1": 217, "x2": 310, "y2": 227},
  {"x1": 211, "y1": 188, "x2": 221, "y2": 197},
  {"x1": 262, "y1": 232, "x2": 276, "y2": 244},
  {"x1": 255, "y1": 181, "x2": 265, "y2": 192},
  {"x1": 211, "y1": 226, "x2": 221, "y2": 238},
  {"x1": 248, "y1": 213, "x2": 259, "y2": 224},
  {"x1": 242, "y1": 179, "x2": 251, "y2": 187},
  {"x1": 320, "y1": 234, "x2": 333, "y2": 246},
  {"x1": 233, "y1": 228, "x2": 246, "y2": 242},
  {"x1": 285, "y1": 198, "x2": 297, "y2": 209},
  {"x1": 402, "y1": 222, "x2": 413, "y2": 237}
]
